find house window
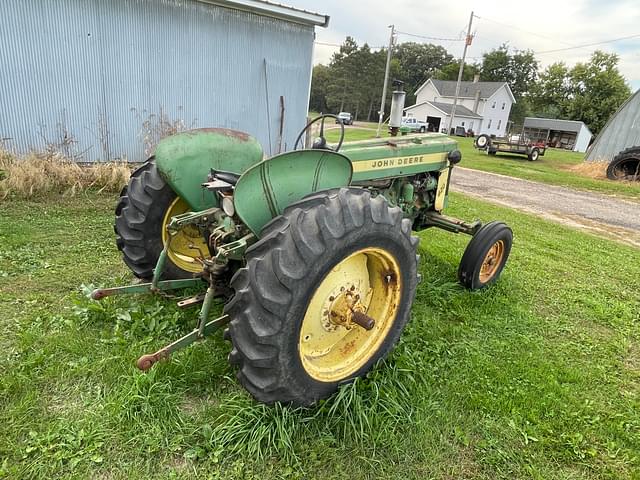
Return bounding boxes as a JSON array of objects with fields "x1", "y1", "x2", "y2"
[
  {"x1": 461, "y1": 121, "x2": 465, "y2": 126},
  {"x1": 501, "y1": 102, "x2": 506, "y2": 110},
  {"x1": 492, "y1": 101, "x2": 496, "y2": 108},
  {"x1": 497, "y1": 120, "x2": 502, "y2": 130},
  {"x1": 470, "y1": 121, "x2": 474, "y2": 129},
  {"x1": 488, "y1": 119, "x2": 492, "y2": 129}
]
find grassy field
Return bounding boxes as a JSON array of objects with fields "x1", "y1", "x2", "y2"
[
  {"x1": 1, "y1": 192, "x2": 638, "y2": 479},
  {"x1": 324, "y1": 127, "x2": 640, "y2": 200}
]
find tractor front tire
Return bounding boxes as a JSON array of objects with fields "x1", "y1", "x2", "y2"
[
  {"x1": 224, "y1": 188, "x2": 419, "y2": 406},
  {"x1": 458, "y1": 221, "x2": 512, "y2": 290},
  {"x1": 115, "y1": 160, "x2": 193, "y2": 280}
]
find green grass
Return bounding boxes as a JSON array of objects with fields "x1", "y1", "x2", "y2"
[{"x1": 1, "y1": 193, "x2": 639, "y2": 479}]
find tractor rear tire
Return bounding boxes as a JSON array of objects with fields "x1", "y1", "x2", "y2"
[
  {"x1": 224, "y1": 188, "x2": 419, "y2": 406},
  {"x1": 458, "y1": 221, "x2": 512, "y2": 290},
  {"x1": 607, "y1": 146, "x2": 640, "y2": 181},
  {"x1": 115, "y1": 160, "x2": 193, "y2": 280}
]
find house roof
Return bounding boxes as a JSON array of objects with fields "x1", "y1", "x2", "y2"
[
  {"x1": 405, "y1": 100, "x2": 483, "y2": 119},
  {"x1": 415, "y1": 78, "x2": 516, "y2": 104},
  {"x1": 197, "y1": 0, "x2": 329, "y2": 27},
  {"x1": 431, "y1": 79, "x2": 504, "y2": 99}
]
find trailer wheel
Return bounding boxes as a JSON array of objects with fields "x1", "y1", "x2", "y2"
[
  {"x1": 607, "y1": 147, "x2": 640, "y2": 181},
  {"x1": 224, "y1": 188, "x2": 419, "y2": 406},
  {"x1": 528, "y1": 148, "x2": 540, "y2": 161},
  {"x1": 475, "y1": 134, "x2": 491, "y2": 150},
  {"x1": 458, "y1": 221, "x2": 512, "y2": 290},
  {"x1": 115, "y1": 160, "x2": 206, "y2": 280}
]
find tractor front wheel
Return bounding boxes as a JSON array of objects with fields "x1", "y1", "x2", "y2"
[
  {"x1": 115, "y1": 160, "x2": 206, "y2": 280},
  {"x1": 458, "y1": 221, "x2": 512, "y2": 289},
  {"x1": 224, "y1": 188, "x2": 419, "y2": 406}
]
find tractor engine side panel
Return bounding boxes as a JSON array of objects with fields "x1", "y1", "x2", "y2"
[{"x1": 339, "y1": 133, "x2": 456, "y2": 182}]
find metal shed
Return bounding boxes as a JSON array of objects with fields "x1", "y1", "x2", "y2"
[
  {"x1": 523, "y1": 117, "x2": 593, "y2": 153},
  {"x1": 0, "y1": 0, "x2": 328, "y2": 162},
  {"x1": 585, "y1": 89, "x2": 640, "y2": 162}
]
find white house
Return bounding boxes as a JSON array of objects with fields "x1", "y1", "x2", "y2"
[{"x1": 404, "y1": 77, "x2": 515, "y2": 137}]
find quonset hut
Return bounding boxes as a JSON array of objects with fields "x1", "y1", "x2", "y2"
[{"x1": 586, "y1": 90, "x2": 640, "y2": 180}]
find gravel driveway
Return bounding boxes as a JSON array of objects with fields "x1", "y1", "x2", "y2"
[{"x1": 450, "y1": 168, "x2": 640, "y2": 248}]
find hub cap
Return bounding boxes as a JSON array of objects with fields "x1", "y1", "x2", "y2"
[
  {"x1": 299, "y1": 248, "x2": 402, "y2": 382},
  {"x1": 479, "y1": 240, "x2": 505, "y2": 283},
  {"x1": 161, "y1": 197, "x2": 208, "y2": 273}
]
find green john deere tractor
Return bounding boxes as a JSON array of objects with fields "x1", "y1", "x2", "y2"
[{"x1": 93, "y1": 114, "x2": 512, "y2": 406}]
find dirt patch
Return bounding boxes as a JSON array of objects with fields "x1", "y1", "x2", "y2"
[{"x1": 566, "y1": 161, "x2": 609, "y2": 180}]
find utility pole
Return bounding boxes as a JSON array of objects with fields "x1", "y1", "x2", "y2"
[
  {"x1": 447, "y1": 11, "x2": 474, "y2": 135},
  {"x1": 376, "y1": 24, "x2": 395, "y2": 138}
]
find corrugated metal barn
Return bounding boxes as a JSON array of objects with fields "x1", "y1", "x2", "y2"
[
  {"x1": 586, "y1": 89, "x2": 640, "y2": 162},
  {"x1": 0, "y1": 0, "x2": 328, "y2": 162}
]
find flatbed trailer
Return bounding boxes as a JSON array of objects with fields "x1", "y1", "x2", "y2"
[{"x1": 474, "y1": 127, "x2": 547, "y2": 161}]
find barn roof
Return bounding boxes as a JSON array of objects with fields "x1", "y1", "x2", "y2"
[
  {"x1": 198, "y1": 0, "x2": 329, "y2": 26},
  {"x1": 586, "y1": 89, "x2": 640, "y2": 162}
]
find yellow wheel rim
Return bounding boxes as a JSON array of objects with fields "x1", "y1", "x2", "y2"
[
  {"x1": 161, "y1": 197, "x2": 208, "y2": 273},
  {"x1": 298, "y1": 247, "x2": 402, "y2": 382},
  {"x1": 479, "y1": 240, "x2": 505, "y2": 283}
]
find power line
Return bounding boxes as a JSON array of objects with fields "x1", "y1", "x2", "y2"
[
  {"x1": 534, "y1": 33, "x2": 640, "y2": 54},
  {"x1": 395, "y1": 30, "x2": 464, "y2": 42},
  {"x1": 474, "y1": 14, "x2": 581, "y2": 49},
  {"x1": 314, "y1": 41, "x2": 385, "y2": 49}
]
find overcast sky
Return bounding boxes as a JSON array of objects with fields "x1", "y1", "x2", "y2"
[{"x1": 291, "y1": 0, "x2": 640, "y2": 90}]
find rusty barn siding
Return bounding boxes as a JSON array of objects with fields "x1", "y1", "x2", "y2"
[
  {"x1": 0, "y1": 0, "x2": 318, "y2": 161},
  {"x1": 586, "y1": 89, "x2": 640, "y2": 162}
]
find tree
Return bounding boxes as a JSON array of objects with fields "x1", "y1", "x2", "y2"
[
  {"x1": 481, "y1": 44, "x2": 538, "y2": 99},
  {"x1": 308, "y1": 64, "x2": 331, "y2": 113},
  {"x1": 433, "y1": 61, "x2": 480, "y2": 82},
  {"x1": 566, "y1": 51, "x2": 631, "y2": 133},
  {"x1": 529, "y1": 62, "x2": 572, "y2": 118},
  {"x1": 526, "y1": 51, "x2": 631, "y2": 133},
  {"x1": 393, "y1": 42, "x2": 454, "y2": 104}
]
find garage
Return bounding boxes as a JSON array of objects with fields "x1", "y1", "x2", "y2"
[{"x1": 522, "y1": 117, "x2": 593, "y2": 153}]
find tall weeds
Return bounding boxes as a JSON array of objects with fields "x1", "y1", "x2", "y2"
[{"x1": 0, "y1": 149, "x2": 130, "y2": 199}]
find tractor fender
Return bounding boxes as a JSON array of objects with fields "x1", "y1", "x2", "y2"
[
  {"x1": 154, "y1": 128, "x2": 263, "y2": 211},
  {"x1": 233, "y1": 150, "x2": 353, "y2": 236}
]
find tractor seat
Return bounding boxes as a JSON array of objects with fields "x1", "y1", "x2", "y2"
[
  {"x1": 211, "y1": 170, "x2": 240, "y2": 185},
  {"x1": 203, "y1": 169, "x2": 241, "y2": 192}
]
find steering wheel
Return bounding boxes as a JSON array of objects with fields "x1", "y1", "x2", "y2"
[{"x1": 294, "y1": 114, "x2": 345, "y2": 151}]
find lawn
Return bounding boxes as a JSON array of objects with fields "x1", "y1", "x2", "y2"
[
  {"x1": 324, "y1": 127, "x2": 640, "y2": 200},
  {"x1": 1, "y1": 192, "x2": 639, "y2": 479}
]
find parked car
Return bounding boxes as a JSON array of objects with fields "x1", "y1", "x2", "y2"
[
  {"x1": 336, "y1": 112, "x2": 353, "y2": 125},
  {"x1": 401, "y1": 117, "x2": 427, "y2": 133}
]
